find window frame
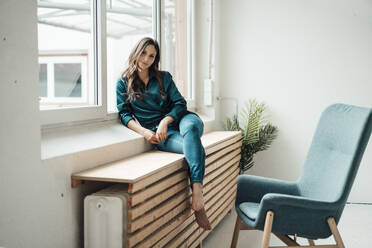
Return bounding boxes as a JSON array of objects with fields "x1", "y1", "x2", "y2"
[
  {"x1": 187, "y1": 0, "x2": 196, "y2": 109},
  {"x1": 157, "y1": 0, "x2": 195, "y2": 109}
]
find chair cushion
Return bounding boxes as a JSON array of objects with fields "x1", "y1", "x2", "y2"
[{"x1": 239, "y1": 202, "x2": 260, "y2": 221}]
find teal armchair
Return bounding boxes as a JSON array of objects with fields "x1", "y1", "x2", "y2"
[{"x1": 231, "y1": 104, "x2": 372, "y2": 248}]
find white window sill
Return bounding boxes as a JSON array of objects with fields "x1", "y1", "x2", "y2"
[{"x1": 41, "y1": 113, "x2": 214, "y2": 164}]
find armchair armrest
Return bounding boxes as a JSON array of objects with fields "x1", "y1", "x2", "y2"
[
  {"x1": 236, "y1": 175, "x2": 299, "y2": 205},
  {"x1": 261, "y1": 193, "x2": 339, "y2": 211}
]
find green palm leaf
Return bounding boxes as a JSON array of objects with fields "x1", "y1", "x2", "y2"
[{"x1": 225, "y1": 99, "x2": 278, "y2": 174}]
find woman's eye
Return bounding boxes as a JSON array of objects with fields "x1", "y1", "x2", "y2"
[{"x1": 150, "y1": 55, "x2": 155, "y2": 58}]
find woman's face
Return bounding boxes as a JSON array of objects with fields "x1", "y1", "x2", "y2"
[{"x1": 138, "y1": 44, "x2": 157, "y2": 71}]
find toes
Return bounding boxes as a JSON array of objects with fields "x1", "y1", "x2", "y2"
[{"x1": 194, "y1": 208, "x2": 211, "y2": 230}]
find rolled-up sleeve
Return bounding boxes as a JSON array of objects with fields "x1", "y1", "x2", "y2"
[
  {"x1": 164, "y1": 72, "x2": 187, "y2": 123},
  {"x1": 116, "y1": 79, "x2": 134, "y2": 127}
]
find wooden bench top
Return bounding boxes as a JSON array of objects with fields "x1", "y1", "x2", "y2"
[{"x1": 71, "y1": 131, "x2": 241, "y2": 187}]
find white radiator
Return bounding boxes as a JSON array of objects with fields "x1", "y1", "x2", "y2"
[{"x1": 84, "y1": 184, "x2": 129, "y2": 248}]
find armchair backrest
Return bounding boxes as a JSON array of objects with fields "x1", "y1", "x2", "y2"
[{"x1": 298, "y1": 104, "x2": 372, "y2": 205}]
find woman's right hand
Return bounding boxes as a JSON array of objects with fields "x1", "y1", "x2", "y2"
[{"x1": 143, "y1": 129, "x2": 160, "y2": 144}]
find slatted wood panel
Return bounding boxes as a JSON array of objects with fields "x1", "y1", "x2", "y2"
[
  {"x1": 128, "y1": 154, "x2": 240, "y2": 233},
  {"x1": 127, "y1": 163, "x2": 240, "y2": 246},
  {"x1": 134, "y1": 160, "x2": 240, "y2": 248},
  {"x1": 77, "y1": 131, "x2": 242, "y2": 248}
]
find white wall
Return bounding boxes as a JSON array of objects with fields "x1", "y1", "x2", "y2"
[
  {"x1": 215, "y1": 0, "x2": 372, "y2": 202},
  {"x1": 0, "y1": 1, "x2": 61, "y2": 247}
]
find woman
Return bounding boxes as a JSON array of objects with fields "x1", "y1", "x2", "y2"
[{"x1": 116, "y1": 37, "x2": 211, "y2": 230}]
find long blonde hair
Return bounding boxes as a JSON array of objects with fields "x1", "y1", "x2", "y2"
[{"x1": 121, "y1": 37, "x2": 165, "y2": 102}]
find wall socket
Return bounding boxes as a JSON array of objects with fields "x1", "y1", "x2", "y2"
[{"x1": 204, "y1": 79, "x2": 213, "y2": 106}]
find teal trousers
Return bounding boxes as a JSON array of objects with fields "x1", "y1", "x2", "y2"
[{"x1": 156, "y1": 113, "x2": 205, "y2": 185}]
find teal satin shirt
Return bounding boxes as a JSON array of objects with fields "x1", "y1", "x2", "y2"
[{"x1": 116, "y1": 71, "x2": 189, "y2": 131}]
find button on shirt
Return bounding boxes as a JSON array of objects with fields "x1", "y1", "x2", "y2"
[{"x1": 116, "y1": 71, "x2": 188, "y2": 131}]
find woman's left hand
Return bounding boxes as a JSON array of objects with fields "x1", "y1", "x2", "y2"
[
  {"x1": 156, "y1": 120, "x2": 168, "y2": 142},
  {"x1": 156, "y1": 116, "x2": 174, "y2": 142}
]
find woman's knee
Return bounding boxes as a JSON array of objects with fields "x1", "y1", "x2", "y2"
[
  {"x1": 156, "y1": 132, "x2": 184, "y2": 154},
  {"x1": 179, "y1": 114, "x2": 204, "y2": 136}
]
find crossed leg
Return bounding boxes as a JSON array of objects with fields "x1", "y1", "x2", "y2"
[{"x1": 156, "y1": 113, "x2": 211, "y2": 229}]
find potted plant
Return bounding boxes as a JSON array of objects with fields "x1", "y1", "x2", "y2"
[{"x1": 225, "y1": 99, "x2": 278, "y2": 174}]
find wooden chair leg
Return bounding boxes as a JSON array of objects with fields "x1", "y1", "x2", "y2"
[
  {"x1": 274, "y1": 234, "x2": 300, "y2": 246},
  {"x1": 261, "y1": 211, "x2": 274, "y2": 248},
  {"x1": 231, "y1": 216, "x2": 241, "y2": 248},
  {"x1": 307, "y1": 239, "x2": 315, "y2": 245},
  {"x1": 327, "y1": 217, "x2": 345, "y2": 248}
]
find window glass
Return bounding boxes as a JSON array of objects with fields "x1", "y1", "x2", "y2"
[
  {"x1": 37, "y1": 0, "x2": 95, "y2": 108},
  {"x1": 54, "y1": 63, "x2": 82, "y2": 97},
  {"x1": 39, "y1": 64, "x2": 48, "y2": 97},
  {"x1": 161, "y1": 0, "x2": 190, "y2": 99},
  {"x1": 106, "y1": 0, "x2": 153, "y2": 113}
]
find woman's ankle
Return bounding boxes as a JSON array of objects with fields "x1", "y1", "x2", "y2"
[{"x1": 192, "y1": 182, "x2": 203, "y2": 194}]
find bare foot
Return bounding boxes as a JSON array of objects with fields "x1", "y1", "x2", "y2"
[
  {"x1": 191, "y1": 183, "x2": 204, "y2": 211},
  {"x1": 194, "y1": 207, "x2": 212, "y2": 230},
  {"x1": 192, "y1": 183, "x2": 211, "y2": 230}
]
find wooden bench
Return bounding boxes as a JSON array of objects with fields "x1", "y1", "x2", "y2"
[{"x1": 72, "y1": 131, "x2": 242, "y2": 248}]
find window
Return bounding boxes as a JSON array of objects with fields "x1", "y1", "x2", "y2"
[
  {"x1": 37, "y1": 0, "x2": 194, "y2": 126},
  {"x1": 39, "y1": 52, "x2": 90, "y2": 107},
  {"x1": 106, "y1": 0, "x2": 195, "y2": 113},
  {"x1": 37, "y1": 0, "x2": 104, "y2": 125}
]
